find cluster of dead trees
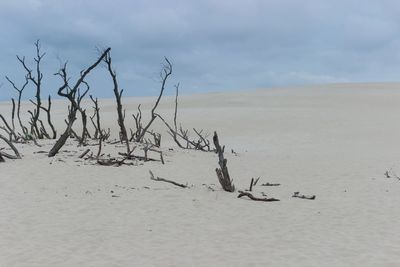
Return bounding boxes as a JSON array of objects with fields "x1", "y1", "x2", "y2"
[
  {"x1": 0, "y1": 41, "x2": 214, "y2": 164},
  {"x1": 0, "y1": 41, "x2": 250, "y2": 196},
  {"x1": 0, "y1": 41, "x2": 311, "y2": 201}
]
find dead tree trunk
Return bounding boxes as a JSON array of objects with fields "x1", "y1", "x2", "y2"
[
  {"x1": 104, "y1": 52, "x2": 130, "y2": 153},
  {"x1": 48, "y1": 48, "x2": 110, "y2": 157},
  {"x1": 90, "y1": 95, "x2": 103, "y2": 160},
  {"x1": 76, "y1": 84, "x2": 91, "y2": 145},
  {"x1": 213, "y1": 131, "x2": 235, "y2": 192}
]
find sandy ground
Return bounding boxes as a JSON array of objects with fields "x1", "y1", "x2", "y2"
[{"x1": 1, "y1": 83, "x2": 400, "y2": 266}]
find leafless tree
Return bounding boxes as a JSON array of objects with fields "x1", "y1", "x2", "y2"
[
  {"x1": 104, "y1": 52, "x2": 130, "y2": 153},
  {"x1": 89, "y1": 95, "x2": 103, "y2": 160},
  {"x1": 16, "y1": 40, "x2": 46, "y2": 138},
  {"x1": 156, "y1": 83, "x2": 213, "y2": 151},
  {"x1": 48, "y1": 48, "x2": 110, "y2": 157},
  {"x1": 133, "y1": 58, "x2": 172, "y2": 143}
]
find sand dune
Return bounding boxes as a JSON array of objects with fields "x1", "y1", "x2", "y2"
[{"x1": 1, "y1": 83, "x2": 400, "y2": 266}]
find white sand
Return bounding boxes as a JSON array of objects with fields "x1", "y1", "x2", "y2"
[{"x1": 1, "y1": 83, "x2": 400, "y2": 266}]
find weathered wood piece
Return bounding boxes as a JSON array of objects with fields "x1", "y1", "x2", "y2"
[
  {"x1": 237, "y1": 191, "x2": 280, "y2": 202},
  {"x1": 292, "y1": 192, "x2": 316, "y2": 200},
  {"x1": 213, "y1": 131, "x2": 235, "y2": 192}
]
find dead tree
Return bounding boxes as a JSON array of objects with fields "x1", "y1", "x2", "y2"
[
  {"x1": 16, "y1": 40, "x2": 46, "y2": 139},
  {"x1": 134, "y1": 58, "x2": 172, "y2": 143},
  {"x1": 213, "y1": 131, "x2": 235, "y2": 192},
  {"x1": 90, "y1": 95, "x2": 103, "y2": 160},
  {"x1": 104, "y1": 52, "x2": 130, "y2": 153},
  {"x1": 5, "y1": 76, "x2": 29, "y2": 136},
  {"x1": 156, "y1": 83, "x2": 212, "y2": 151},
  {"x1": 48, "y1": 47, "x2": 111, "y2": 157}
]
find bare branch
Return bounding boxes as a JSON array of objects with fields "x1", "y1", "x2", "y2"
[{"x1": 149, "y1": 170, "x2": 187, "y2": 188}]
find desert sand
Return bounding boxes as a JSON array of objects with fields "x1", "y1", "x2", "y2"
[{"x1": 1, "y1": 83, "x2": 400, "y2": 266}]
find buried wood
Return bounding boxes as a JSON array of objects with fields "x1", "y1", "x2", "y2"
[
  {"x1": 261, "y1": 182, "x2": 281, "y2": 186},
  {"x1": 149, "y1": 170, "x2": 187, "y2": 188},
  {"x1": 237, "y1": 191, "x2": 280, "y2": 202},
  {"x1": 292, "y1": 192, "x2": 316, "y2": 200}
]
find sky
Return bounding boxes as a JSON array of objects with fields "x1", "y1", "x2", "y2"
[{"x1": 1, "y1": 0, "x2": 400, "y2": 100}]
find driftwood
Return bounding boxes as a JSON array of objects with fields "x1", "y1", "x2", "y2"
[
  {"x1": 292, "y1": 192, "x2": 316, "y2": 200},
  {"x1": 261, "y1": 182, "x2": 281, "y2": 186},
  {"x1": 237, "y1": 191, "x2": 280, "y2": 202},
  {"x1": 213, "y1": 131, "x2": 235, "y2": 192},
  {"x1": 0, "y1": 133, "x2": 21, "y2": 159},
  {"x1": 149, "y1": 170, "x2": 187, "y2": 188}
]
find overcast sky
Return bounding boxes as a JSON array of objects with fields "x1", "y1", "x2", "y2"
[{"x1": 1, "y1": 0, "x2": 400, "y2": 100}]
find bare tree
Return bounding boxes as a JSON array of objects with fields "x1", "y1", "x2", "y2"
[
  {"x1": 16, "y1": 40, "x2": 46, "y2": 138},
  {"x1": 134, "y1": 58, "x2": 172, "y2": 143},
  {"x1": 90, "y1": 95, "x2": 103, "y2": 160},
  {"x1": 156, "y1": 83, "x2": 212, "y2": 151},
  {"x1": 48, "y1": 47, "x2": 111, "y2": 157},
  {"x1": 104, "y1": 52, "x2": 130, "y2": 153}
]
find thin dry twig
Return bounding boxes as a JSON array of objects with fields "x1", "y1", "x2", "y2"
[{"x1": 149, "y1": 170, "x2": 187, "y2": 188}]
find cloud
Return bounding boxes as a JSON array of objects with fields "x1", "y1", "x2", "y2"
[{"x1": 1, "y1": 0, "x2": 400, "y2": 100}]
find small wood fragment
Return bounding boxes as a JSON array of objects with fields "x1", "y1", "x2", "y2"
[
  {"x1": 260, "y1": 182, "x2": 281, "y2": 186},
  {"x1": 78, "y1": 148, "x2": 90, "y2": 158},
  {"x1": 292, "y1": 192, "x2": 316, "y2": 200}
]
